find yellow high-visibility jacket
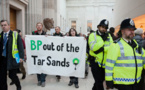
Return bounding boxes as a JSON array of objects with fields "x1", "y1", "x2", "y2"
[
  {"x1": 0, "y1": 31, "x2": 18, "y2": 58},
  {"x1": 105, "y1": 38, "x2": 145, "y2": 85},
  {"x1": 88, "y1": 31, "x2": 113, "y2": 68}
]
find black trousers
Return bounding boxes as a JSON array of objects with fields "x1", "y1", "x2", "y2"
[
  {"x1": 0, "y1": 56, "x2": 21, "y2": 90},
  {"x1": 8, "y1": 69, "x2": 21, "y2": 88},
  {"x1": 56, "y1": 75, "x2": 61, "y2": 79},
  {"x1": 115, "y1": 84, "x2": 140, "y2": 90},
  {"x1": 91, "y1": 61, "x2": 105, "y2": 90},
  {"x1": 138, "y1": 70, "x2": 145, "y2": 90},
  {"x1": 0, "y1": 57, "x2": 7, "y2": 90},
  {"x1": 69, "y1": 77, "x2": 78, "y2": 84}
]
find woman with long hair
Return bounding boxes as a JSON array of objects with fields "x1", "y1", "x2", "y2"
[{"x1": 68, "y1": 28, "x2": 79, "y2": 88}]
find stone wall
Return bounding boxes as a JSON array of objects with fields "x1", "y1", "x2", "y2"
[{"x1": 66, "y1": 0, "x2": 116, "y2": 34}]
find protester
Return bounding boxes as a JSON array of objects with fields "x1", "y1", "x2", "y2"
[
  {"x1": 32, "y1": 22, "x2": 47, "y2": 87},
  {"x1": 68, "y1": 28, "x2": 79, "y2": 88},
  {"x1": 53, "y1": 26, "x2": 63, "y2": 82}
]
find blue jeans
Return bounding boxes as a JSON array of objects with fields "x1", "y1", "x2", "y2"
[{"x1": 37, "y1": 73, "x2": 47, "y2": 82}]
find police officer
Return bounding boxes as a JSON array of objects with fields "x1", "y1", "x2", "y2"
[
  {"x1": 88, "y1": 19, "x2": 113, "y2": 90},
  {"x1": 105, "y1": 18, "x2": 145, "y2": 90},
  {"x1": 0, "y1": 20, "x2": 24, "y2": 90}
]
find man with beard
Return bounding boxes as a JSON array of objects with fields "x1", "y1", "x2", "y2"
[
  {"x1": 32, "y1": 22, "x2": 47, "y2": 87},
  {"x1": 105, "y1": 18, "x2": 145, "y2": 90},
  {"x1": 88, "y1": 19, "x2": 113, "y2": 90}
]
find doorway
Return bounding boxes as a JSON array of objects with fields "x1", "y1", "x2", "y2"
[{"x1": 10, "y1": 8, "x2": 16, "y2": 31}]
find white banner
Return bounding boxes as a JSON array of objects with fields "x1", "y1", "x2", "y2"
[{"x1": 25, "y1": 35, "x2": 86, "y2": 78}]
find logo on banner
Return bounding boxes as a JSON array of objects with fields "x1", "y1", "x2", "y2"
[{"x1": 73, "y1": 58, "x2": 80, "y2": 70}]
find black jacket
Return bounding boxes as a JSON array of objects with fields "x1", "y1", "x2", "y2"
[
  {"x1": 0, "y1": 30, "x2": 24, "y2": 70},
  {"x1": 133, "y1": 35, "x2": 145, "y2": 49},
  {"x1": 32, "y1": 30, "x2": 46, "y2": 35},
  {"x1": 53, "y1": 32, "x2": 63, "y2": 37}
]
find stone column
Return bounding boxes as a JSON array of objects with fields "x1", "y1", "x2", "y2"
[
  {"x1": 43, "y1": 0, "x2": 57, "y2": 28},
  {"x1": 0, "y1": 0, "x2": 10, "y2": 32},
  {"x1": 26, "y1": 0, "x2": 43, "y2": 34}
]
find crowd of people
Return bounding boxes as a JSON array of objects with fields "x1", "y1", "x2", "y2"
[{"x1": 0, "y1": 18, "x2": 145, "y2": 90}]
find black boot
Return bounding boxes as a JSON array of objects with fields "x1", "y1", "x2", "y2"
[
  {"x1": 56, "y1": 76, "x2": 61, "y2": 82},
  {"x1": 68, "y1": 81, "x2": 73, "y2": 86},
  {"x1": 21, "y1": 74, "x2": 26, "y2": 79},
  {"x1": 17, "y1": 86, "x2": 21, "y2": 90},
  {"x1": 75, "y1": 84, "x2": 79, "y2": 88},
  {"x1": 10, "y1": 82, "x2": 14, "y2": 85}
]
